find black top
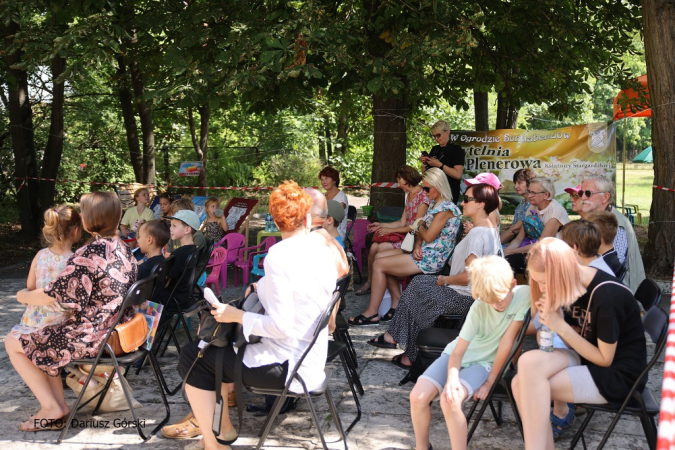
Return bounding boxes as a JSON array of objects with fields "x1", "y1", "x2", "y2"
[
  {"x1": 602, "y1": 248, "x2": 623, "y2": 278},
  {"x1": 138, "y1": 255, "x2": 165, "y2": 281},
  {"x1": 160, "y1": 245, "x2": 197, "y2": 310},
  {"x1": 427, "y1": 142, "x2": 465, "y2": 203},
  {"x1": 564, "y1": 270, "x2": 647, "y2": 406}
]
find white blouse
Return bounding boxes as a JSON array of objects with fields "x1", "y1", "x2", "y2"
[{"x1": 241, "y1": 233, "x2": 338, "y2": 392}]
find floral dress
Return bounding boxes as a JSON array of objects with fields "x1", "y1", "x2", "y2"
[
  {"x1": 513, "y1": 198, "x2": 531, "y2": 225},
  {"x1": 392, "y1": 190, "x2": 432, "y2": 250},
  {"x1": 19, "y1": 237, "x2": 138, "y2": 376},
  {"x1": 203, "y1": 220, "x2": 225, "y2": 243},
  {"x1": 412, "y1": 200, "x2": 462, "y2": 273},
  {"x1": 10, "y1": 248, "x2": 72, "y2": 338}
]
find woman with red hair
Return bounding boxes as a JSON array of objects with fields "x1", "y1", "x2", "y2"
[{"x1": 172, "y1": 180, "x2": 338, "y2": 450}]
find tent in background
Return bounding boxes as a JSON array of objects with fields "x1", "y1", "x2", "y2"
[{"x1": 632, "y1": 146, "x2": 653, "y2": 163}]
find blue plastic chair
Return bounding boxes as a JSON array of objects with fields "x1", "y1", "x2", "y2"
[{"x1": 250, "y1": 252, "x2": 267, "y2": 280}]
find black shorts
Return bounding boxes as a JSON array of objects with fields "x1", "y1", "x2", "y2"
[{"x1": 177, "y1": 340, "x2": 288, "y2": 391}]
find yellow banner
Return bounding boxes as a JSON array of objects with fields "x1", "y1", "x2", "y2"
[{"x1": 454, "y1": 122, "x2": 616, "y2": 203}]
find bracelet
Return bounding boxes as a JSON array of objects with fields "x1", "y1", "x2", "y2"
[{"x1": 443, "y1": 276, "x2": 448, "y2": 287}]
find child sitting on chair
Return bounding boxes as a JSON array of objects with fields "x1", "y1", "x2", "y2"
[
  {"x1": 585, "y1": 210, "x2": 622, "y2": 277},
  {"x1": 9, "y1": 206, "x2": 82, "y2": 338},
  {"x1": 120, "y1": 187, "x2": 155, "y2": 238},
  {"x1": 323, "y1": 200, "x2": 346, "y2": 247},
  {"x1": 165, "y1": 198, "x2": 206, "y2": 257},
  {"x1": 159, "y1": 210, "x2": 200, "y2": 310},
  {"x1": 137, "y1": 219, "x2": 171, "y2": 280},
  {"x1": 409, "y1": 256, "x2": 531, "y2": 450}
]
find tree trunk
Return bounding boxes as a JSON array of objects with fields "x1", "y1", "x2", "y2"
[
  {"x1": 39, "y1": 54, "x2": 66, "y2": 216},
  {"x1": 642, "y1": 0, "x2": 675, "y2": 277},
  {"x1": 474, "y1": 90, "x2": 489, "y2": 131},
  {"x1": 3, "y1": 19, "x2": 39, "y2": 237},
  {"x1": 130, "y1": 61, "x2": 155, "y2": 185},
  {"x1": 337, "y1": 114, "x2": 349, "y2": 153},
  {"x1": 370, "y1": 94, "x2": 407, "y2": 216},
  {"x1": 116, "y1": 57, "x2": 143, "y2": 182},
  {"x1": 495, "y1": 92, "x2": 520, "y2": 129},
  {"x1": 325, "y1": 118, "x2": 333, "y2": 159},
  {"x1": 318, "y1": 128, "x2": 326, "y2": 163},
  {"x1": 188, "y1": 105, "x2": 210, "y2": 196}
]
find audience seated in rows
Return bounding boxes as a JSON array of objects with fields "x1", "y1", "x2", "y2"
[{"x1": 367, "y1": 173, "x2": 502, "y2": 369}]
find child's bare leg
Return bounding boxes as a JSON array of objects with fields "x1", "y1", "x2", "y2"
[
  {"x1": 410, "y1": 379, "x2": 438, "y2": 450},
  {"x1": 440, "y1": 384, "x2": 469, "y2": 450}
]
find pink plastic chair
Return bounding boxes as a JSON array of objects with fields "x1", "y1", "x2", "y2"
[
  {"x1": 350, "y1": 219, "x2": 370, "y2": 272},
  {"x1": 204, "y1": 247, "x2": 228, "y2": 295},
  {"x1": 216, "y1": 233, "x2": 246, "y2": 289},
  {"x1": 234, "y1": 236, "x2": 277, "y2": 286}
]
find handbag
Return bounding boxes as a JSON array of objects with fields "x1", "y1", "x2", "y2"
[
  {"x1": 401, "y1": 218, "x2": 424, "y2": 253},
  {"x1": 372, "y1": 232, "x2": 405, "y2": 244},
  {"x1": 108, "y1": 313, "x2": 149, "y2": 356},
  {"x1": 65, "y1": 364, "x2": 141, "y2": 412}
]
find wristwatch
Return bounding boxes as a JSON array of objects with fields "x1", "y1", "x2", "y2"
[{"x1": 440, "y1": 163, "x2": 445, "y2": 171}]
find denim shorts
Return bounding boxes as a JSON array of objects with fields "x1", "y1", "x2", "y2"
[{"x1": 418, "y1": 352, "x2": 491, "y2": 399}]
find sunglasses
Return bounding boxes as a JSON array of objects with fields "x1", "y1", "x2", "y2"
[
  {"x1": 570, "y1": 193, "x2": 580, "y2": 201},
  {"x1": 580, "y1": 190, "x2": 604, "y2": 198},
  {"x1": 422, "y1": 186, "x2": 431, "y2": 193},
  {"x1": 432, "y1": 133, "x2": 443, "y2": 139},
  {"x1": 462, "y1": 195, "x2": 477, "y2": 204}
]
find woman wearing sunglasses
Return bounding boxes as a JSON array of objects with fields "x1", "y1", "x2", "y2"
[
  {"x1": 349, "y1": 168, "x2": 461, "y2": 328},
  {"x1": 367, "y1": 173, "x2": 502, "y2": 370},
  {"x1": 503, "y1": 177, "x2": 569, "y2": 273}
]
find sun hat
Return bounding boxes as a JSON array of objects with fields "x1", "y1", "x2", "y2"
[
  {"x1": 464, "y1": 172, "x2": 502, "y2": 190},
  {"x1": 162, "y1": 210, "x2": 200, "y2": 231},
  {"x1": 564, "y1": 184, "x2": 582, "y2": 195},
  {"x1": 326, "y1": 200, "x2": 345, "y2": 223}
]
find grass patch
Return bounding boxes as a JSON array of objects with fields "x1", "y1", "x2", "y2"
[{"x1": 616, "y1": 165, "x2": 653, "y2": 226}]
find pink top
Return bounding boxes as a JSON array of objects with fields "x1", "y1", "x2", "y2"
[{"x1": 404, "y1": 189, "x2": 431, "y2": 225}]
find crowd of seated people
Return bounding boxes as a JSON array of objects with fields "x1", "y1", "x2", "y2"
[{"x1": 5, "y1": 159, "x2": 651, "y2": 450}]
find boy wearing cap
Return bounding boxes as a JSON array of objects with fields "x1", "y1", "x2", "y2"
[
  {"x1": 158, "y1": 210, "x2": 200, "y2": 309},
  {"x1": 323, "y1": 200, "x2": 346, "y2": 247}
]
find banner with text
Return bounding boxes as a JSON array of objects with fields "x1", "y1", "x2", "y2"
[{"x1": 454, "y1": 122, "x2": 616, "y2": 208}]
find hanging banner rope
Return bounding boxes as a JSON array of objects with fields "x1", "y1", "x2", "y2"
[
  {"x1": 654, "y1": 185, "x2": 675, "y2": 193},
  {"x1": 657, "y1": 265, "x2": 675, "y2": 450},
  {"x1": 14, "y1": 177, "x2": 399, "y2": 191}
]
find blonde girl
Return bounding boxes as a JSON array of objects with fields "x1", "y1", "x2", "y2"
[
  {"x1": 120, "y1": 187, "x2": 155, "y2": 237},
  {"x1": 200, "y1": 197, "x2": 228, "y2": 242}
]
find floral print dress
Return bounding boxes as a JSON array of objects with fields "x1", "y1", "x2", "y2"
[
  {"x1": 19, "y1": 237, "x2": 138, "y2": 376},
  {"x1": 392, "y1": 189, "x2": 431, "y2": 250},
  {"x1": 10, "y1": 248, "x2": 72, "y2": 337},
  {"x1": 412, "y1": 200, "x2": 462, "y2": 273}
]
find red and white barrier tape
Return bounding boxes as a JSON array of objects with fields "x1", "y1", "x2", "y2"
[
  {"x1": 657, "y1": 264, "x2": 675, "y2": 449},
  {"x1": 14, "y1": 177, "x2": 399, "y2": 191},
  {"x1": 655, "y1": 185, "x2": 675, "y2": 193}
]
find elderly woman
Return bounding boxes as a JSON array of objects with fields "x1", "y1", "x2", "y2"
[
  {"x1": 175, "y1": 181, "x2": 337, "y2": 450},
  {"x1": 5, "y1": 191, "x2": 137, "y2": 431},
  {"x1": 349, "y1": 168, "x2": 461, "y2": 326},
  {"x1": 503, "y1": 176, "x2": 570, "y2": 273},
  {"x1": 368, "y1": 174, "x2": 503, "y2": 368},
  {"x1": 319, "y1": 166, "x2": 348, "y2": 239},
  {"x1": 356, "y1": 165, "x2": 431, "y2": 296}
]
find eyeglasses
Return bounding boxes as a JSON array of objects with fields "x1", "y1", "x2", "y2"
[
  {"x1": 432, "y1": 133, "x2": 442, "y2": 139},
  {"x1": 580, "y1": 190, "x2": 605, "y2": 198},
  {"x1": 462, "y1": 196, "x2": 477, "y2": 203},
  {"x1": 570, "y1": 193, "x2": 580, "y2": 201},
  {"x1": 526, "y1": 190, "x2": 546, "y2": 196},
  {"x1": 422, "y1": 186, "x2": 431, "y2": 193}
]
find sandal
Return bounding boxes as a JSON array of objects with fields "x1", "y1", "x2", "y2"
[
  {"x1": 348, "y1": 313, "x2": 380, "y2": 326},
  {"x1": 162, "y1": 412, "x2": 202, "y2": 439},
  {"x1": 380, "y1": 307, "x2": 396, "y2": 322},
  {"x1": 550, "y1": 406, "x2": 575, "y2": 440},
  {"x1": 367, "y1": 334, "x2": 397, "y2": 349},
  {"x1": 355, "y1": 282, "x2": 371, "y2": 296},
  {"x1": 391, "y1": 354, "x2": 413, "y2": 370}
]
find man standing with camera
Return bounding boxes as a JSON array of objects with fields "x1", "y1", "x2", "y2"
[{"x1": 421, "y1": 120, "x2": 465, "y2": 203}]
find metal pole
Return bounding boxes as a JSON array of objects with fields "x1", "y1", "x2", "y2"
[{"x1": 622, "y1": 117, "x2": 626, "y2": 208}]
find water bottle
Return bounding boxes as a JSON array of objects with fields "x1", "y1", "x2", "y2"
[
  {"x1": 539, "y1": 325, "x2": 554, "y2": 352},
  {"x1": 265, "y1": 214, "x2": 271, "y2": 232}
]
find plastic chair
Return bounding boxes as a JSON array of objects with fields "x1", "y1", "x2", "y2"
[
  {"x1": 57, "y1": 275, "x2": 171, "y2": 443},
  {"x1": 250, "y1": 252, "x2": 267, "y2": 280},
  {"x1": 569, "y1": 305, "x2": 668, "y2": 450},
  {"x1": 634, "y1": 278, "x2": 661, "y2": 312},
  {"x1": 347, "y1": 219, "x2": 369, "y2": 280},
  {"x1": 216, "y1": 233, "x2": 246, "y2": 289},
  {"x1": 246, "y1": 291, "x2": 348, "y2": 450},
  {"x1": 204, "y1": 247, "x2": 228, "y2": 295},
  {"x1": 234, "y1": 236, "x2": 276, "y2": 286}
]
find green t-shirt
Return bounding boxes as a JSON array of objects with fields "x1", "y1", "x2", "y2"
[
  {"x1": 121, "y1": 206, "x2": 155, "y2": 232},
  {"x1": 443, "y1": 285, "x2": 531, "y2": 369}
]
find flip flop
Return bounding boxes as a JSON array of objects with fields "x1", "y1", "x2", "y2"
[
  {"x1": 367, "y1": 334, "x2": 397, "y2": 349},
  {"x1": 355, "y1": 282, "x2": 371, "y2": 296},
  {"x1": 380, "y1": 307, "x2": 396, "y2": 322},
  {"x1": 391, "y1": 354, "x2": 413, "y2": 370},
  {"x1": 348, "y1": 314, "x2": 380, "y2": 326}
]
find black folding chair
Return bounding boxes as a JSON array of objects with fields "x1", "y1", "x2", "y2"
[
  {"x1": 191, "y1": 236, "x2": 215, "y2": 300},
  {"x1": 634, "y1": 278, "x2": 662, "y2": 312},
  {"x1": 148, "y1": 254, "x2": 175, "y2": 303},
  {"x1": 466, "y1": 309, "x2": 532, "y2": 442},
  {"x1": 569, "y1": 305, "x2": 668, "y2": 450},
  {"x1": 57, "y1": 275, "x2": 171, "y2": 443},
  {"x1": 247, "y1": 291, "x2": 348, "y2": 450}
]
